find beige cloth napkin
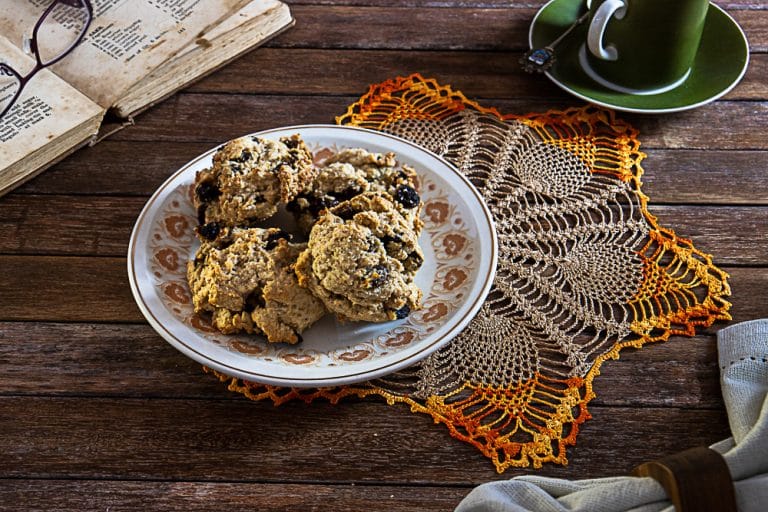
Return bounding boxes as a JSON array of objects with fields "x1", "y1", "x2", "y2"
[{"x1": 455, "y1": 319, "x2": 768, "y2": 512}]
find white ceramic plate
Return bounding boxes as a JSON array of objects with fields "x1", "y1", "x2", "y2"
[{"x1": 128, "y1": 125, "x2": 497, "y2": 387}]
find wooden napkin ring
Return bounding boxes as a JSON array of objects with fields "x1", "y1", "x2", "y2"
[{"x1": 631, "y1": 446, "x2": 737, "y2": 512}]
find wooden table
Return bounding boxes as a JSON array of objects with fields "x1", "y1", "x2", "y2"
[{"x1": 2, "y1": 1, "x2": 766, "y2": 510}]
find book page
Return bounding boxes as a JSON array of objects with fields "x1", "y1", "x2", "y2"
[
  {"x1": 112, "y1": 0, "x2": 291, "y2": 117},
  {"x1": 0, "y1": 36, "x2": 102, "y2": 166},
  {"x1": 0, "y1": 0, "x2": 249, "y2": 108},
  {"x1": 180, "y1": 0, "x2": 286, "y2": 56}
]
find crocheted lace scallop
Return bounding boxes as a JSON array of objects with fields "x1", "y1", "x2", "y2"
[{"x1": 210, "y1": 74, "x2": 731, "y2": 472}]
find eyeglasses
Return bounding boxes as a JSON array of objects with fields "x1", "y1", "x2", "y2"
[{"x1": 0, "y1": 0, "x2": 93, "y2": 120}]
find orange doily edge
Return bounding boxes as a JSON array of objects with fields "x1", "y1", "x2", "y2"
[{"x1": 208, "y1": 73, "x2": 732, "y2": 473}]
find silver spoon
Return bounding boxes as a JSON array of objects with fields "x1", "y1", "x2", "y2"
[{"x1": 520, "y1": 10, "x2": 591, "y2": 73}]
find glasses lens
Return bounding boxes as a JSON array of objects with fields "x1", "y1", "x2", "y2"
[
  {"x1": 0, "y1": 65, "x2": 22, "y2": 118},
  {"x1": 35, "y1": 0, "x2": 90, "y2": 66}
]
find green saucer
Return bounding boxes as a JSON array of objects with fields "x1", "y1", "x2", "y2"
[{"x1": 529, "y1": 0, "x2": 749, "y2": 113}]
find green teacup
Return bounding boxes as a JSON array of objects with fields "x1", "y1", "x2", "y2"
[{"x1": 581, "y1": 0, "x2": 710, "y2": 94}]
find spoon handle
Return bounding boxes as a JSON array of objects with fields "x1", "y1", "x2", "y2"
[
  {"x1": 549, "y1": 11, "x2": 591, "y2": 50},
  {"x1": 520, "y1": 8, "x2": 591, "y2": 73}
]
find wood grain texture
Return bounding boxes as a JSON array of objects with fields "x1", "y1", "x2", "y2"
[
  {"x1": 0, "y1": 258, "x2": 763, "y2": 323},
  {"x1": 270, "y1": 5, "x2": 768, "y2": 52},
  {"x1": 14, "y1": 141, "x2": 213, "y2": 196},
  {"x1": 0, "y1": 321, "x2": 726, "y2": 409},
  {"x1": 0, "y1": 322, "x2": 228, "y2": 399},
  {"x1": 0, "y1": 195, "x2": 145, "y2": 256},
  {"x1": 644, "y1": 205, "x2": 768, "y2": 265},
  {"x1": 14, "y1": 142, "x2": 768, "y2": 205},
  {"x1": 273, "y1": 6, "x2": 533, "y2": 51},
  {"x1": 191, "y1": 48, "x2": 544, "y2": 97},
  {"x1": 0, "y1": 396, "x2": 730, "y2": 484},
  {"x1": 0, "y1": 256, "x2": 140, "y2": 322},
  {"x1": 639, "y1": 150, "x2": 768, "y2": 205},
  {"x1": 185, "y1": 48, "x2": 768, "y2": 101},
  {"x1": 281, "y1": 1, "x2": 767, "y2": 8},
  {"x1": 104, "y1": 93, "x2": 768, "y2": 151},
  {"x1": 2, "y1": 0, "x2": 766, "y2": 505},
  {"x1": 0, "y1": 195, "x2": 765, "y2": 264},
  {"x1": 0, "y1": 480, "x2": 469, "y2": 512}
]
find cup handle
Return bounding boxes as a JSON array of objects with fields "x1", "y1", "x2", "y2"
[{"x1": 587, "y1": 0, "x2": 627, "y2": 61}]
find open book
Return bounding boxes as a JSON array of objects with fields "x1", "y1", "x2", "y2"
[{"x1": 0, "y1": 0, "x2": 293, "y2": 196}]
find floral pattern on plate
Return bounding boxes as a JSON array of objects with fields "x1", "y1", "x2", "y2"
[
  {"x1": 129, "y1": 125, "x2": 496, "y2": 386},
  {"x1": 148, "y1": 173, "x2": 474, "y2": 366}
]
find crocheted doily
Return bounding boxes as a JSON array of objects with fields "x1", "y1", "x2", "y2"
[{"x1": 208, "y1": 74, "x2": 731, "y2": 472}]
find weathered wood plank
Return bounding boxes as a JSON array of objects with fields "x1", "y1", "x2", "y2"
[
  {"x1": 269, "y1": 6, "x2": 768, "y2": 52},
  {"x1": 0, "y1": 195, "x2": 145, "y2": 256},
  {"x1": 0, "y1": 323, "x2": 226, "y2": 399},
  {"x1": 191, "y1": 48, "x2": 539, "y2": 98},
  {"x1": 186, "y1": 48, "x2": 768, "y2": 101},
  {"x1": 274, "y1": 6, "x2": 532, "y2": 51},
  {"x1": 0, "y1": 321, "x2": 726, "y2": 409},
  {"x1": 0, "y1": 256, "x2": 140, "y2": 323},
  {"x1": 111, "y1": 94, "x2": 354, "y2": 143},
  {"x1": 1, "y1": 195, "x2": 764, "y2": 264},
  {"x1": 639, "y1": 149, "x2": 768, "y2": 204},
  {"x1": 15, "y1": 141, "x2": 768, "y2": 206},
  {"x1": 282, "y1": 1, "x2": 767, "y2": 9},
  {"x1": 15, "y1": 141, "x2": 213, "y2": 196},
  {"x1": 0, "y1": 396, "x2": 730, "y2": 483},
  {"x1": 646, "y1": 205, "x2": 768, "y2": 266},
  {"x1": 0, "y1": 257, "x2": 762, "y2": 322},
  {"x1": 589, "y1": 334, "x2": 724, "y2": 409},
  {"x1": 104, "y1": 93, "x2": 768, "y2": 151},
  {"x1": 0, "y1": 480, "x2": 468, "y2": 512},
  {"x1": 733, "y1": 8, "x2": 768, "y2": 52},
  {"x1": 1, "y1": 0, "x2": 762, "y2": 502}
]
